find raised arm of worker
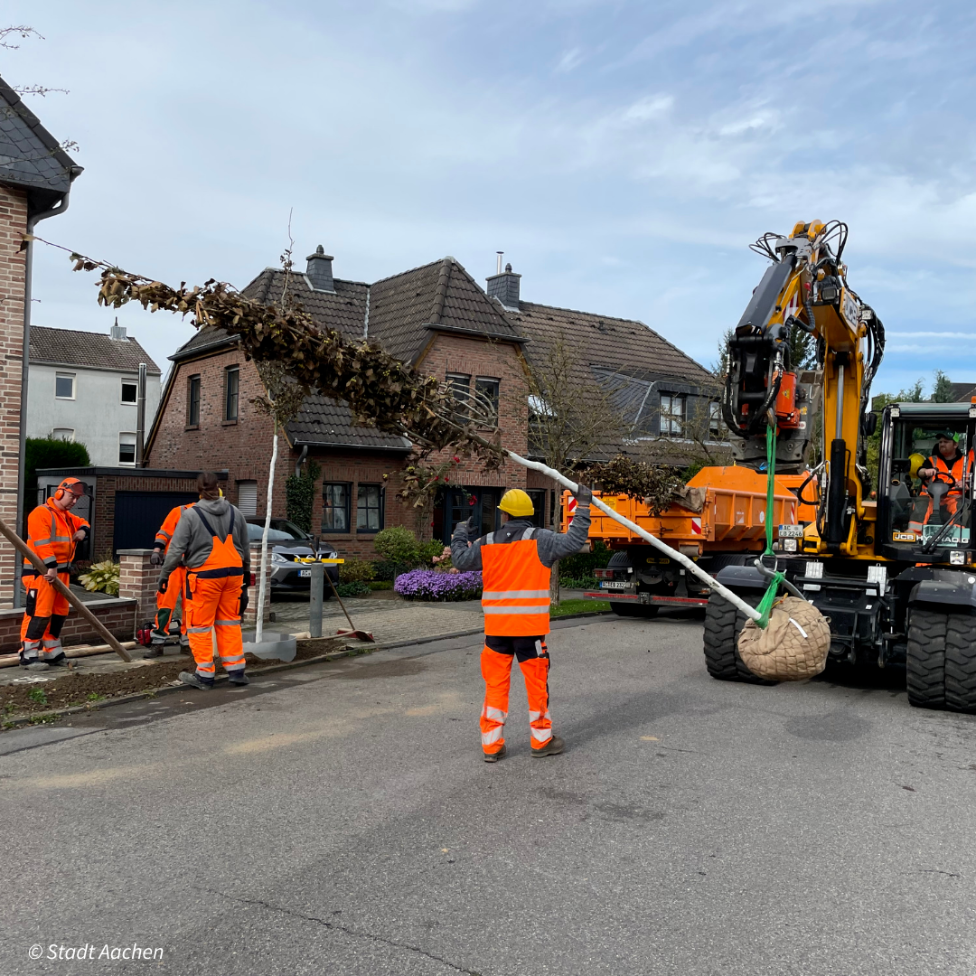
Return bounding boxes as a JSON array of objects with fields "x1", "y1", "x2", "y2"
[{"x1": 450, "y1": 485, "x2": 593, "y2": 571}]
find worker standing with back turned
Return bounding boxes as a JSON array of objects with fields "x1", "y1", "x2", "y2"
[
  {"x1": 158, "y1": 472, "x2": 251, "y2": 690},
  {"x1": 20, "y1": 477, "x2": 90, "y2": 668},
  {"x1": 145, "y1": 500, "x2": 195, "y2": 655},
  {"x1": 451, "y1": 486, "x2": 592, "y2": 762}
]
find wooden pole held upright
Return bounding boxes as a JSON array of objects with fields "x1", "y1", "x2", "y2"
[{"x1": 0, "y1": 513, "x2": 132, "y2": 662}]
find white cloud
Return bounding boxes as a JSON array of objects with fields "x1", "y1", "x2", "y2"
[{"x1": 555, "y1": 47, "x2": 585, "y2": 73}]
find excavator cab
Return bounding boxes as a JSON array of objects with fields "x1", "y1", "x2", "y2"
[{"x1": 877, "y1": 402, "x2": 976, "y2": 564}]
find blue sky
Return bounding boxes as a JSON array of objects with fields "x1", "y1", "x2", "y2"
[{"x1": 6, "y1": 0, "x2": 976, "y2": 396}]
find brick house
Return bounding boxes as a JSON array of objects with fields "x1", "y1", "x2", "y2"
[
  {"x1": 0, "y1": 75, "x2": 81, "y2": 606},
  {"x1": 146, "y1": 247, "x2": 717, "y2": 556}
]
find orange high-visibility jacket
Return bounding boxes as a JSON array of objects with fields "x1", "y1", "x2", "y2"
[
  {"x1": 155, "y1": 502, "x2": 195, "y2": 552},
  {"x1": 925, "y1": 453, "x2": 968, "y2": 495},
  {"x1": 25, "y1": 498, "x2": 89, "y2": 574},
  {"x1": 480, "y1": 527, "x2": 551, "y2": 637},
  {"x1": 186, "y1": 508, "x2": 245, "y2": 580}
]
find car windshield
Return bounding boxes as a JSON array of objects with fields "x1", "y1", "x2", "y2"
[{"x1": 246, "y1": 523, "x2": 298, "y2": 543}]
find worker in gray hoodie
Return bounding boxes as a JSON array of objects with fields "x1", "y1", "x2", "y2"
[{"x1": 158, "y1": 472, "x2": 251, "y2": 690}]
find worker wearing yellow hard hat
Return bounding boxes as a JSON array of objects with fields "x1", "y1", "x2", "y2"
[{"x1": 450, "y1": 484, "x2": 593, "y2": 763}]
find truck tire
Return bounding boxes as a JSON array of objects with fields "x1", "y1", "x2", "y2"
[
  {"x1": 605, "y1": 552, "x2": 658, "y2": 618},
  {"x1": 702, "y1": 591, "x2": 775, "y2": 685},
  {"x1": 906, "y1": 609, "x2": 947, "y2": 709},
  {"x1": 945, "y1": 613, "x2": 976, "y2": 713}
]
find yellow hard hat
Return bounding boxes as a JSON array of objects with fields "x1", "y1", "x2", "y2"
[
  {"x1": 909, "y1": 453, "x2": 925, "y2": 479},
  {"x1": 498, "y1": 488, "x2": 534, "y2": 517}
]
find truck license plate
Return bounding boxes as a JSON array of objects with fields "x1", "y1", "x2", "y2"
[
  {"x1": 778, "y1": 524, "x2": 804, "y2": 538},
  {"x1": 600, "y1": 581, "x2": 629, "y2": 590},
  {"x1": 299, "y1": 569, "x2": 312, "y2": 578}
]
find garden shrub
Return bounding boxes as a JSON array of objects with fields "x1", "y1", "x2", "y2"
[
  {"x1": 78, "y1": 560, "x2": 120, "y2": 597},
  {"x1": 368, "y1": 580, "x2": 393, "y2": 591},
  {"x1": 394, "y1": 569, "x2": 482, "y2": 601},
  {"x1": 338, "y1": 558, "x2": 377, "y2": 583},
  {"x1": 559, "y1": 540, "x2": 612, "y2": 579},
  {"x1": 559, "y1": 576, "x2": 600, "y2": 590},
  {"x1": 336, "y1": 581, "x2": 370, "y2": 598},
  {"x1": 416, "y1": 540, "x2": 445, "y2": 565},
  {"x1": 373, "y1": 526, "x2": 419, "y2": 565},
  {"x1": 371, "y1": 560, "x2": 398, "y2": 582}
]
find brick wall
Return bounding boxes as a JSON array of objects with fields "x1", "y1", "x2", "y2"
[
  {"x1": 0, "y1": 186, "x2": 28, "y2": 608},
  {"x1": 0, "y1": 597, "x2": 136, "y2": 654}
]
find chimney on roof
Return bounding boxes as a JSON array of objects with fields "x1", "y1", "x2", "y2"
[
  {"x1": 486, "y1": 255, "x2": 521, "y2": 311},
  {"x1": 306, "y1": 244, "x2": 335, "y2": 293},
  {"x1": 109, "y1": 317, "x2": 127, "y2": 341}
]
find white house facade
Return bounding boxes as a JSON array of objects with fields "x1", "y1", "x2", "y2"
[{"x1": 27, "y1": 323, "x2": 162, "y2": 466}]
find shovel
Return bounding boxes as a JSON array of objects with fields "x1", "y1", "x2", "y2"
[{"x1": 324, "y1": 567, "x2": 374, "y2": 643}]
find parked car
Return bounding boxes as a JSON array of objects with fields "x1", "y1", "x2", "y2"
[{"x1": 245, "y1": 517, "x2": 340, "y2": 595}]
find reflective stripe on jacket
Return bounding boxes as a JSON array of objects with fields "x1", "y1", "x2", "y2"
[
  {"x1": 481, "y1": 525, "x2": 551, "y2": 637},
  {"x1": 926, "y1": 453, "x2": 967, "y2": 495},
  {"x1": 24, "y1": 498, "x2": 89, "y2": 573},
  {"x1": 155, "y1": 503, "x2": 195, "y2": 552}
]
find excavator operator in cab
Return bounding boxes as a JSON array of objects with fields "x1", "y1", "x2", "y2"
[{"x1": 909, "y1": 431, "x2": 973, "y2": 532}]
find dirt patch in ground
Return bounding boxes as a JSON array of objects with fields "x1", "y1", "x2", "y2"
[{"x1": 1, "y1": 636, "x2": 345, "y2": 720}]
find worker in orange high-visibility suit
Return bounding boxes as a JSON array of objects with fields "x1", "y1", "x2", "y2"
[
  {"x1": 910, "y1": 432, "x2": 973, "y2": 533},
  {"x1": 20, "y1": 477, "x2": 90, "y2": 668},
  {"x1": 451, "y1": 486, "x2": 592, "y2": 762},
  {"x1": 158, "y1": 472, "x2": 251, "y2": 690},
  {"x1": 145, "y1": 501, "x2": 195, "y2": 656}
]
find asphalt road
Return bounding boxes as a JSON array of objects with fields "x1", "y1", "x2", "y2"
[{"x1": 2, "y1": 611, "x2": 976, "y2": 976}]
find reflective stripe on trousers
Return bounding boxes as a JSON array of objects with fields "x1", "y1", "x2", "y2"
[
  {"x1": 479, "y1": 640, "x2": 552, "y2": 754},
  {"x1": 185, "y1": 574, "x2": 245, "y2": 677}
]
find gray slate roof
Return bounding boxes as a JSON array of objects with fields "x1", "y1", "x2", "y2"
[
  {"x1": 286, "y1": 396, "x2": 412, "y2": 452},
  {"x1": 0, "y1": 75, "x2": 80, "y2": 200},
  {"x1": 950, "y1": 381, "x2": 976, "y2": 403},
  {"x1": 30, "y1": 326, "x2": 161, "y2": 374}
]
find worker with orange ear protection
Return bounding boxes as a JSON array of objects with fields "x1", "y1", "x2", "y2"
[
  {"x1": 158, "y1": 472, "x2": 250, "y2": 689},
  {"x1": 145, "y1": 501, "x2": 195, "y2": 656},
  {"x1": 20, "y1": 477, "x2": 90, "y2": 668}
]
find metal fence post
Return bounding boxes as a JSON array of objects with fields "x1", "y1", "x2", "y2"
[{"x1": 309, "y1": 562, "x2": 324, "y2": 638}]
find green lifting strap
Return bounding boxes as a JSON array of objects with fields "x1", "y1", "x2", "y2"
[{"x1": 755, "y1": 423, "x2": 786, "y2": 628}]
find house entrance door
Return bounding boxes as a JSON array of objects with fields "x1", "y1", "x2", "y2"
[{"x1": 439, "y1": 487, "x2": 502, "y2": 544}]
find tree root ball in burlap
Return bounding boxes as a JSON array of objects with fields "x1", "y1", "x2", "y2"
[{"x1": 737, "y1": 597, "x2": 831, "y2": 681}]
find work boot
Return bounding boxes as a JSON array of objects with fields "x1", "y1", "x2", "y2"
[
  {"x1": 227, "y1": 672, "x2": 249, "y2": 686},
  {"x1": 46, "y1": 654, "x2": 73, "y2": 669},
  {"x1": 144, "y1": 643, "x2": 165, "y2": 659},
  {"x1": 531, "y1": 735, "x2": 565, "y2": 758},
  {"x1": 179, "y1": 671, "x2": 214, "y2": 691},
  {"x1": 483, "y1": 744, "x2": 507, "y2": 763}
]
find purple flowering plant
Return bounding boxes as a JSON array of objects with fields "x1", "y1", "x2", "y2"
[{"x1": 394, "y1": 569, "x2": 483, "y2": 602}]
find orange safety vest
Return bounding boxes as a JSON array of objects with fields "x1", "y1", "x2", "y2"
[
  {"x1": 186, "y1": 509, "x2": 244, "y2": 582},
  {"x1": 927, "y1": 453, "x2": 967, "y2": 495},
  {"x1": 155, "y1": 502, "x2": 195, "y2": 553},
  {"x1": 480, "y1": 526, "x2": 551, "y2": 637},
  {"x1": 24, "y1": 498, "x2": 89, "y2": 574}
]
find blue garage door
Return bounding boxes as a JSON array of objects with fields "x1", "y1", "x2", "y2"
[{"x1": 113, "y1": 491, "x2": 198, "y2": 554}]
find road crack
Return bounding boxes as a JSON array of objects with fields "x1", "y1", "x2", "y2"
[{"x1": 200, "y1": 887, "x2": 485, "y2": 975}]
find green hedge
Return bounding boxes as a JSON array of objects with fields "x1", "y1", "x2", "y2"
[
  {"x1": 336, "y1": 581, "x2": 370, "y2": 598},
  {"x1": 558, "y1": 540, "x2": 612, "y2": 578}
]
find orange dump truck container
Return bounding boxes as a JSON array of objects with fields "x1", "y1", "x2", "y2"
[{"x1": 561, "y1": 466, "x2": 815, "y2": 615}]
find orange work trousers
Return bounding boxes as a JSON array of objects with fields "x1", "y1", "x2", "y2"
[
  {"x1": 184, "y1": 574, "x2": 246, "y2": 679},
  {"x1": 153, "y1": 565, "x2": 187, "y2": 642},
  {"x1": 480, "y1": 634, "x2": 552, "y2": 756},
  {"x1": 20, "y1": 572, "x2": 71, "y2": 661}
]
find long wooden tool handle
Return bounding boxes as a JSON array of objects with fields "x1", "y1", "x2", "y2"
[
  {"x1": 323, "y1": 567, "x2": 358, "y2": 633},
  {"x1": 0, "y1": 514, "x2": 132, "y2": 662}
]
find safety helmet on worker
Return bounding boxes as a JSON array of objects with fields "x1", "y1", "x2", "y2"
[
  {"x1": 54, "y1": 477, "x2": 86, "y2": 500},
  {"x1": 498, "y1": 488, "x2": 534, "y2": 518}
]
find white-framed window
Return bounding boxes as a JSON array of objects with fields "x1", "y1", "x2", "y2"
[
  {"x1": 237, "y1": 480, "x2": 258, "y2": 516},
  {"x1": 121, "y1": 379, "x2": 138, "y2": 404},
  {"x1": 709, "y1": 401, "x2": 721, "y2": 437},
  {"x1": 55, "y1": 372, "x2": 76, "y2": 400},
  {"x1": 51, "y1": 428, "x2": 75, "y2": 442},
  {"x1": 660, "y1": 394, "x2": 684, "y2": 437},
  {"x1": 119, "y1": 432, "x2": 137, "y2": 466}
]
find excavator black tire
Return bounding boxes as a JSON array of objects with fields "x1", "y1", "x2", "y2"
[
  {"x1": 702, "y1": 591, "x2": 776, "y2": 685},
  {"x1": 945, "y1": 613, "x2": 976, "y2": 713},
  {"x1": 906, "y1": 609, "x2": 947, "y2": 709},
  {"x1": 606, "y1": 552, "x2": 658, "y2": 618}
]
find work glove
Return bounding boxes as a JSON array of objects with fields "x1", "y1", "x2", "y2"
[
  {"x1": 150, "y1": 548, "x2": 164, "y2": 567},
  {"x1": 575, "y1": 483, "x2": 593, "y2": 505},
  {"x1": 157, "y1": 578, "x2": 167, "y2": 594},
  {"x1": 239, "y1": 584, "x2": 249, "y2": 616}
]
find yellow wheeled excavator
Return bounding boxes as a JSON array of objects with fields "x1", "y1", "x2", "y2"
[{"x1": 707, "y1": 220, "x2": 976, "y2": 712}]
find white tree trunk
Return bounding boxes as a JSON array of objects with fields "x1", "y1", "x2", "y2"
[{"x1": 256, "y1": 426, "x2": 279, "y2": 642}]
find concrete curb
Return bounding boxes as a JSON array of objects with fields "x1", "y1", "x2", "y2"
[{"x1": 1, "y1": 609, "x2": 611, "y2": 729}]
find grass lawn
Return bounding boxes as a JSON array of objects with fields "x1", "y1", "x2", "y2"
[{"x1": 551, "y1": 598, "x2": 610, "y2": 617}]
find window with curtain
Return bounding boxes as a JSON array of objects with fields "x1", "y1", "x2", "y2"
[
  {"x1": 322, "y1": 483, "x2": 350, "y2": 532},
  {"x1": 660, "y1": 394, "x2": 684, "y2": 437},
  {"x1": 357, "y1": 484, "x2": 384, "y2": 533}
]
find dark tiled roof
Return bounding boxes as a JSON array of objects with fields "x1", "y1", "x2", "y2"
[
  {"x1": 0, "y1": 75, "x2": 80, "y2": 196},
  {"x1": 285, "y1": 396, "x2": 412, "y2": 451},
  {"x1": 950, "y1": 381, "x2": 976, "y2": 403},
  {"x1": 29, "y1": 326, "x2": 161, "y2": 374},
  {"x1": 170, "y1": 326, "x2": 237, "y2": 361}
]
